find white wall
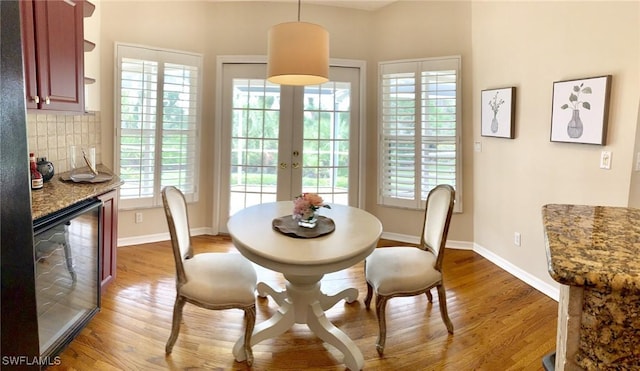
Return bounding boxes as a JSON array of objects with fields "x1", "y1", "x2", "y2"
[
  {"x1": 628, "y1": 101, "x2": 640, "y2": 207},
  {"x1": 367, "y1": 1, "x2": 475, "y2": 243},
  {"x1": 99, "y1": 1, "x2": 373, "y2": 241},
  {"x1": 470, "y1": 1, "x2": 640, "y2": 289},
  {"x1": 97, "y1": 1, "x2": 640, "y2": 295}
]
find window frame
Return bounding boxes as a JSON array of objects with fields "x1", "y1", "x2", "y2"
[
  {"x1": 114, "y1": 43, "x2": 203, "y2": 210},
  {"x1": 377, "y1": 56, "x2": 462, "y2": 212}
]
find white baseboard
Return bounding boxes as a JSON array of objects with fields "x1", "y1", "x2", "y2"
[
  {"x1": 380, "y1": 231, "x2": 420, "y2": 245},
  {"x1": 119, "y1": 230, "x2": 559, "y2": 301},
  {"x1": 381, "y1": 231, "x2": 473, "y2": 251},
  {"x1": 473, "y1": 243, "x2": 559, "y2": 301},
  {"x1": 446, "y1": 240, "x2": 474, "y2": 250},
  {"x1": 117, "y1": 227, "x2": 213, "y2": 247},
  {"x1": 381, "y1": 232, "x2": 558, "y2": 301}
]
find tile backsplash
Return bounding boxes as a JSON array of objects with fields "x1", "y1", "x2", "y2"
[{"x1": 27, "y1": 112, "x2": 102, "y2": 173}]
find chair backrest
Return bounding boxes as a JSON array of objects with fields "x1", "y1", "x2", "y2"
[
  {"x1": 419, "y1": 184, "x2": 455, "y2": 270},
  {"x1": 162, "y1": 186, "x2": 193, "y2": 284}
]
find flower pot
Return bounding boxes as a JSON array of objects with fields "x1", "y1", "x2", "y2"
[{"x1": 297, "y1": 210, "x2": 318, "y2": 228}]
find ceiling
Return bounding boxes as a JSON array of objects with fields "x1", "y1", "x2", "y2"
[{"x1": 211, "y1": 0, "x2": 398, "y2": 12}]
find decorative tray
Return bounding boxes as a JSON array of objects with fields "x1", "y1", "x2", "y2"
[
  {"x1": 272, "y1": 215, "x2": 335, "y2": 239},
  {"x1": 61, "y1": 172, "x2": 114, "y2": 183}
]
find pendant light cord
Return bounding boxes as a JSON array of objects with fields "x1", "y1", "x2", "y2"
[{"x1": 297, "y1": 0, "x2": 301, "y2": 22}]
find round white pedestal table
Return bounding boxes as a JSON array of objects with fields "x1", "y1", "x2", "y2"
[{"x1": 227, "y1": 202, "x2": 382, "y2": 371}]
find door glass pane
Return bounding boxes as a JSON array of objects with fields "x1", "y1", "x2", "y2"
[
  {"x1": 302, "y1": 81, "x2": 351, "y2": 205},
  {"x1": 221, "y1": 63, "x2": 360, "y2": 230},
  {"x1": 229, "y1": 78, "x2": 280, "y2": 215}
]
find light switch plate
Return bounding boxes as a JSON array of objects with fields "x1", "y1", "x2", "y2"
[
  {"x1": 474, "y1": 141, "x2": 482, "y2": 152},
  {"x1": 600, "y1": 151, "x2": 612, "y2": 170}
]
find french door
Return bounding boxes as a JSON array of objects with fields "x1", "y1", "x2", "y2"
[{"x1": 218, "y1": 61, "x2": 362, "y2": 232}]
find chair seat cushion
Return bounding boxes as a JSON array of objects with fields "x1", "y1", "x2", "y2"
[
  {"x1": 365, "y1": 246, "x2": 441, "y2": 296},
  {"x1": 181, "y1": 253, "x2": 257, "y2": 306}
]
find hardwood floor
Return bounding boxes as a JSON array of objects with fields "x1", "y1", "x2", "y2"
[{"x1": 50, "y1": 235, "x2": 557, "y2": 370}]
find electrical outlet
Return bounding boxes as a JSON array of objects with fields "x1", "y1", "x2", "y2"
[
  {"x1": 514, "y1": 232, "x2": 521, "y2": 246},
  {"x1": 600, "y1": 151, "x2": 612, "y2": 170},
  {"x1": 135, "y1": 212, "x2": 143, "y2": 224}
]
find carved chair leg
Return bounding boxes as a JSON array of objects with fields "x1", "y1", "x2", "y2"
[
  {"x1": 364, "y1": 281, "x2": 373, "y2": 309},
  {"x1": 426, "y1": 289, "x2": 433, "y2": 303},
  {"x1": 166, "y1": 295, "x2": 186, "y2": 354},
  {"x1": 437, "y1": 284, "x2": 454, "y2": 334},
  {"x1": 375, "y1": 295, "x2": 388, "y2": 356},
  {"x1": 243, "y1": 305, "x2": 256, "y2": 366}
]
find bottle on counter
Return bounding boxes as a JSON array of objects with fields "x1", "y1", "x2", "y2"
[{"x1": 30, "y1": 152, "x2": 43, "y2": 190}]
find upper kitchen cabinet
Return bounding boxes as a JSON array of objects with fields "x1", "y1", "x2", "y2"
[{"x1": 21, "y1": 0, "x2": 85, "y2": 112}]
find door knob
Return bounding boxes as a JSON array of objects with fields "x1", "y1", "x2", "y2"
[
  {"x1": 292, "y1": 162, "x2": 300, "y2": 169},
  {"x1": 293, "y1": 150, "x2": 300, "y2": 157},
  {"x1": 279, "y1": 162, "x2": 288, "y2": 169}
]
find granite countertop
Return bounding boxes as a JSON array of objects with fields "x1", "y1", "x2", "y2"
[
  {"x1": 32, "y1": 164, "x2": 124, "y2": 221},
  {"x1": 542, "y1": 204, "x2": 640, "y2": 292}
]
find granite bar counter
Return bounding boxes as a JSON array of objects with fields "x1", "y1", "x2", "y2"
[
  {"x1": 542, "y1": 204, "x2": 640, "y2": 370},
  {"x1": 32, "y1": 164, "x2": 123, "y2": 220}
]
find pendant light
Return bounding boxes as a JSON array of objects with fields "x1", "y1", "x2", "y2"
[{"x1": 267, "y1": 0, "x2": 329, "y2": 86}]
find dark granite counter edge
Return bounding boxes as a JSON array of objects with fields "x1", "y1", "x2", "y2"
[
  {"x1": 542, "y1": 204, "x2": 640, "y2": 293},
  {"x1": 31, "y1": 164, "x2": 123, "y2": 221}
]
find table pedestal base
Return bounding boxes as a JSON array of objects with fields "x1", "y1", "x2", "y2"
[{"x1": 233, "y1": 274, "x2": 364, "y2": 370}]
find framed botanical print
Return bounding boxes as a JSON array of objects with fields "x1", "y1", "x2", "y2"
[
  {"x1": 481, "y1": 87, "x2": 516, "y2": 139},
  {"x1": 550, "y1": 75, "x2": 612, "y2": 145}
]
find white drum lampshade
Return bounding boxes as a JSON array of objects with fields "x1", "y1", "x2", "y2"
[{"x1": 267, "y1": 21, "x2": 329, "y2": 86}]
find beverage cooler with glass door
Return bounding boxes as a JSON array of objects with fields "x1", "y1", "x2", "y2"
[{"x1": 32, "y1": 198, "x2": 102, "y2": 359}]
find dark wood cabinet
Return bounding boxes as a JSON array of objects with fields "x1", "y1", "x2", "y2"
[
  {"x1": 20, "y1": 0, "x2": 85, "y2": 112},
  {"x1": 98, "y1": 189, "x2": 119, "y2": 292}
]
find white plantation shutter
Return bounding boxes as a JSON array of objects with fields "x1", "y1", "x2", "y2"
[
  {"x1": 160, "y1": 63, "x2": 198, "y2": 195},
  {"x1": 379, "y1": 63, "x2": 417, "y2": 204},
  {"x1": 119, "y1": 57, "x2": 157, "y2": 203},
  {"x1": 378, "y1": 57, "x2": 461, "y2": 211},
  {"x1": 116, "y1": 44, "x2": 202, "y2": 209}
]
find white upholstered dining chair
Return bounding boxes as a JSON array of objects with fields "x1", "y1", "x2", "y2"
[
  {"x1": 364, "y1": 184, "x2": 455, "y2": 355},
  {"x1": 162, "y1": 186, "x2": 257, "y2": 365}
]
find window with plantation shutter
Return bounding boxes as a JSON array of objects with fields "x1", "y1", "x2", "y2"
[
  {"x1": 378, "y1": 56, "x2": 461, "y2": 211},
  {"x1": 115, "y1": 44, "x2": 202, "y2": 209}
]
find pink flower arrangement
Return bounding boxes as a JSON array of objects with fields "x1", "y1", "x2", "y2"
[{"x1": 292, "y1": 193, "x2": 331, "y2": 220}]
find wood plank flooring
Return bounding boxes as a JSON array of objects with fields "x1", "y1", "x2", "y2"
[{"x1": 49, "y1": 235, "x2": 557, "y2": 370}]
